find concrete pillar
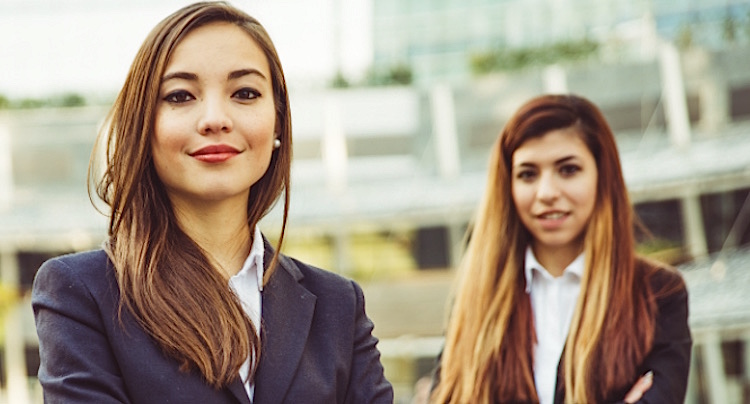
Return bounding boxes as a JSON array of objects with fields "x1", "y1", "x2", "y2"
[
  {"x1": 658, "y1": 41, "x2": 691, "y2": 149},
  {"x1": 681, "y1": 192, "x2": 708, "y2": 259},
  {"x1": 743, "y1": 330, "x2": 750, "y2": 402},
  {"x1": 430, "y1": 84, "x2": 460, "y2": 180},
  {"x1": 684, "y1": 346, "x2": 699, "y2": 404},
  {"x1": 446, "y1": 222, "x2": 465, "y2": 270},
  {"x1": 1, "y1": 249, "x2": 29, "y2": 404},
  {"x1": 323, "y1": 97, "x2": 348, "y2": 193},
  {"x1": 0, "y1": 119, "x2": 12, "y2": 212},
  {"x1": 702, "y1": 330, "x2": 729, "y2": 404},
  {"x1": 721, "y1": 191, "x2": 750, "y2": 251},
  {"x1": 331, "y1": 229, "x2": 351, "y2": 276},
  {"x1": 698, "y1": 73, "x2": 729, "y2": 135},
  {"x1": 543, "y1": 64, "x2": 568, "y2": 94}
]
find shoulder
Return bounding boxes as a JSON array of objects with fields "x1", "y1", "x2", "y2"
[
  {"x1": 33, "y1": 249, "x2": 117, "y2": 302},
  {"x1": 635, "y1": 256, "x2": 687, "y2": 296},
  {"x1": 635, "y1": 257, "x2": 689, "y2": 328},
  {"x1": 38, "y1": 249, "x2": 111, "y2": 273},
  {"x1": 282, "y1": 254, "x2": 359, "y2": 292},
  {"x1": 274, "y1": 253, "x2": 363, "y2": 307}
]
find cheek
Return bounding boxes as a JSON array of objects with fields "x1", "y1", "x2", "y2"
[
  {"x1": 511, "y1": 182, "x2": 530, "y2": 213},
  {"x1": 575, "y1": 181, "x2": 598, "y2": 220},
  {"x1": 150, "y1": 133, "x2": 175, "y2": 166},
  {"x1": 243, "y1": 111, "x2": 276, "y2": 147}
]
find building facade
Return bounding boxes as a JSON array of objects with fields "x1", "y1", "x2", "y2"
[
  {"x1": 371, "y1": 0, "x2": 750, "y2": 85},
  {"x1": 2, "y1": 43, "x2": 750, "y2": 403}
]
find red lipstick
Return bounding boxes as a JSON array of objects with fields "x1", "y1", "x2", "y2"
[{"x1": 189, "y1": 144, "x2": 240, "y2": 163}]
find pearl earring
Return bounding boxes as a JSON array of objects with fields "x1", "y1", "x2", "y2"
[{"x1": 273, "y1": 138, "x2": 281, "y2": 149}]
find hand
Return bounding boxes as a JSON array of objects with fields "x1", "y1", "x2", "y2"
[{"x1": 624, "y1": 371, "x2": 653, "y2": 403}]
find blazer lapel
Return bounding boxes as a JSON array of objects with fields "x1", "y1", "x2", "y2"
[
  {"x1": 228, "y1": 378, "x2": 253, "y2": 404},
  {"x1": 253, "y1": 252, "x2": 316, "y2": 403},
  {"x1": 554, "y1": 352, "x2": 565, "y2": 404}
]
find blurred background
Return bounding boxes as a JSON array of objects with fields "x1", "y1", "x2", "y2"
[{"x1": 1, "y1": 0, "x2": 750, "y2": 402}]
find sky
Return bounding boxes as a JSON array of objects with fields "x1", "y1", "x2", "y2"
[{"x1": 0, "y1": 0, "x2": 372, "y2": 98}]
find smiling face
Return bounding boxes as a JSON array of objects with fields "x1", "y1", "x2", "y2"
[
  {"x1": 151, "y1": 22, "x2": 277, "y2": 209},
  {"x1": 511, "y1": 127, "x2": 598, "y2": 261}
]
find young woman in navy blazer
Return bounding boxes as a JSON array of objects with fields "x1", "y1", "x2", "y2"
[
  {"x1": 32, "y1": 2, "x2": 393, "y2": 403},
  {"x1": 431, "y1": 94, "x2": 691, "y2": 403}
]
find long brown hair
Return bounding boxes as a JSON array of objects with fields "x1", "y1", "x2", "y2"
[
  {"x1": 88, "y1": 1, "x2": 292, "y2": 388},
  {"x1": 432, "y1": 94, "x2": 658, "y2": 403}
]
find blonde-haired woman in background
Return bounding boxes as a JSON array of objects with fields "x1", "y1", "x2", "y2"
[{"x1": 431, "y1": 94, "x2": 691, "y2": 403}]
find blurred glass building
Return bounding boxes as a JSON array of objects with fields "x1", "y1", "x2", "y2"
[{"x1": 372, "y1": 0, "x2": 750, "y2": 85}]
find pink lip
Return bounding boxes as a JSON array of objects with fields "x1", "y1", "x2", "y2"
[
  {"x1": 536, "y1": 211, "x2": 569, "y2": 230},
  {"x1": 189, "y1": 144, "x2": 241, "y2": 163}
]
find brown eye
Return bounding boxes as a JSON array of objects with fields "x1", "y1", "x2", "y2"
[
  {"x1": 163, "y1": 90, "x2": 195, "y2": 104},
  {"x1": 515, "y1": 170, "x2": 537, "y2": 181},
  {"x1": 232, "y1": 87, "x2": 260, "y2": 100},
  {"x1": 559, "y1": 164, "x2": 581, "y2": 177}
]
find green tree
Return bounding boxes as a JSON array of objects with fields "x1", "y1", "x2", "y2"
[
  {"x1": 723, "y1": 15, "x2": 738, "y2": 43},
  {"x1": 0, "y1": 94, "x2": 9, "y2": 109},
  {"x1": 57, "y1": 92, "x2": 86, "y2": 107},
  {"x1": 469, "y1": 38, "x2": 599, "y2": 75},
  {"x1": 385, "y1": 64, "x2": 413, "y2": 86},
  {"x1": 17, "y1": 98, "x2": 45, "y2": 109},
  {"x1": 363, "y1": 63, "x2": 414, "y2": 87},
  {"x1": 676, "y1": 23, "x2": 694, "y2": 50},
  {"x1": 330, "y1": 70, "x2": 350, "y2": 88}
]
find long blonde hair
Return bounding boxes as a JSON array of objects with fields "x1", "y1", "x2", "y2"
[
  {"x1": 432, "y1": 94, "x2": 657, "y2": 403},
  {"x1": 89, "y1": 2, "x2": 292, "y2": 388}
]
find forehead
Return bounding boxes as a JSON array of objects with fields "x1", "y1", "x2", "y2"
[
  {"x1": 512, "y1": 127, "x2": 592, "y2": 164},
  {"x1": 165, "y1": 22, "x2": 270, "y2": 77}
]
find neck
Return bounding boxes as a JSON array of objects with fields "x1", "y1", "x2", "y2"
[
  {"x1": 171, "y1": 197, "x2": 253, "y2": 278},
  {"x1": 531, "y1": 241, "x2": 583, "y2": 277}
]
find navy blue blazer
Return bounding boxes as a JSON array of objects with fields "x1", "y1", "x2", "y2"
[{"x1": 32, "y1": 246, "x2": 394, "y2": 403}]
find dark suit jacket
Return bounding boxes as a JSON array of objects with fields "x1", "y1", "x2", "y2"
[
  {"x1": 32, "y1": 246, "x2": 394, "y2": 404},
  {"x1": 432, "y1": 259, "x2": 692, "y2": 403}
]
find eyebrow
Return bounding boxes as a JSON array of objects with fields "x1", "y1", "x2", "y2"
[
  {"x1": 514, "y1": 155, "x2": 579, "y2": 169},
  {"x1": 228, "y1": 68, "x2": 267, "y2": 81},
  {"x1": 161, "y1": 68, "x2": 267, "y2": 83}
]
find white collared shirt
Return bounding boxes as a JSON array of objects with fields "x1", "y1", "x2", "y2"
[
  {"x1": 524, "y1": 247, "x2": 584, "y2": 404},
  {"x1": 228, "y1": 226, "x2": 265, "y2": 401}
]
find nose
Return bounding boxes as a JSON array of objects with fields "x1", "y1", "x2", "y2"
[
  {"x1": 536, "y1": 172, "x2": 560, "y2": 203},
  {"x1": 198, "y1": 96, "x2": 233, "y2": 135}
]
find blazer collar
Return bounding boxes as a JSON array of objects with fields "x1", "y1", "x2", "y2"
[
  {"x1": 252, "y1": 240, "x2": 316, "y2": 403},
  {"x1": 228, "y1": 379, "x2": 253, "y2": 404}
]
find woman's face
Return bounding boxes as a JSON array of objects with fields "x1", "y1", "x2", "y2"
[
  {"x1": 511, "y1": 127, "x2": 598, "y2": 256},
  {"x1": 152, "y1": 22, "x2": 276, "y2": 208}
]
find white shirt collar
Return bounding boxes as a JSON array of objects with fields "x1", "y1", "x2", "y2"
[
  {"x1": 234, "y1": 226, "x2": 265, "y2": 292},
  {"x1": 228, "y1": 226, "x2": 265, "y2": 400},
  {"x1": 524, "y1": 246, "x2": 584, "y2": 293}
]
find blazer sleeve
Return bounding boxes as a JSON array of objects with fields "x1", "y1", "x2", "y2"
[
  {"x1": 344, "y1": 280, "x2": 394, "y2": 404},
  {"x1": 32, "y1": 257, "x2": 131, "y2": 404},
  {"x1": 635, "y1": 273, "x2": 692, "y2": 404}
]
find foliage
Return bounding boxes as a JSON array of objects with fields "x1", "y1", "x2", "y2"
[
  {"x1": 675, "y1": 23, "x2": 694, "y2": 51},
  {"x1": 723, "y1": 15, "x2": 738, "y2": 43},
  {"x1": 636, "y1": 238, "x2": 686, "y2": 265},
  {"x1": 469, "y1": 38, "x2": 599, "y2": 75},
  {"x1": 0, "y1": 283, "x2": 19, "y2": 339},
  {"x1": 330, "y1": 70, "x2": 350, "y2": 89},
  {"x1": 364, "y1": 63, "x2": 414, "y2": 87},
  {"x1": 386, "y1": 64, "x2": 413, "y2": 86},
  {"x1": 56, "y1": 92, "x2": 87, "y2": 107},
  {"x1": 0, "y1": 92, "x2": 87, "y2": 109}
]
